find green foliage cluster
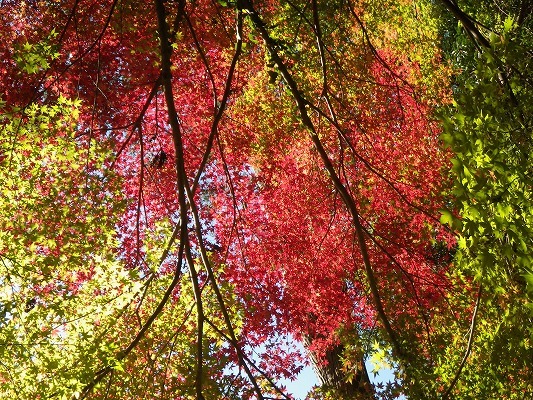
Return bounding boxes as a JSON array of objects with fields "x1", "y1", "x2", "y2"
[
  {"x1": 435, "y1": 5, "x2": 533, "y2": 398},
  {"x1": 361, "y1": 0, "x2": 452, "y2": 96},
  {"x1": 0, "y1": 96, "x2": 249, "y2": 398},
  {"x1": 442, "y1": 12, "x2": 533, "y2": 309},
  {"x1": 0, "y1": 97, "x2": 137, "y2": 398},
  {"x1": 13, "y1": 29, "x2": 60, "y2": 75}
]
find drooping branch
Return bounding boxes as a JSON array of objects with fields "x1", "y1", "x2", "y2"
[
  {"x1": 73, "y1": 0, "x2": 213, "y2": 398},
  {"x1": 109, "y1": 75, "x2": 162, "y2": 170},
  {"x1": 178, "y1": 11, "x2": 266, "y2": 397},
  {"x1": 204, "y1": 317, "x2": 291, "y2": 400},
  {"x1": 192, "y1": 7, "x2": 245, "y2": 190},
  {"x1": 30, "y1": 0, "x2": 120, "y2": 105},
  {"x1": 157, "y1": 9, "x2": 245, "y2": 282},
  {"x1": 282, "y1": 0, "x2": 450, "y2": 232},
  {"x1": 309, "y1": 5, "x2": 375, "y2": 397},
  {"x1": 304, "y1": 100, "x2": 450, "y2": 230}
]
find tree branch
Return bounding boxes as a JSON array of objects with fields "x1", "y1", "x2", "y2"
[{"x1": 243, "y1": 0, "x2": 403, "y2": 358}]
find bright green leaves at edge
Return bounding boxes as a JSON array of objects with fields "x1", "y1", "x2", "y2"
[
  {"x1": 0, "y1": 96, "x2": 136, "y2": 399},
  {"x1": 436, "y1": 12, "x2": 533, "y2": 399},
  {"x1": 0, "y1": 95, "x2": 247, "y2": 399}
]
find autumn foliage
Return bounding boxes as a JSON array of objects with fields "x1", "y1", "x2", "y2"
[{"x1": 1, "y1": 0, "x2": 532, "y2": 399}]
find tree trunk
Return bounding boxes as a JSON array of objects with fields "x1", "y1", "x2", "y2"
[{"x1": 303, "y1": 334, "x2": 375, "y2": 399}]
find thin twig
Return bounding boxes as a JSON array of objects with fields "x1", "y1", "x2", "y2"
[{"x1": 442, "y1": 284, "x2": 483, "y2": 400}]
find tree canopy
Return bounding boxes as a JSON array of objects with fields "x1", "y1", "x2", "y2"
[{"x1": 0, "y1": 0, "x2": 532, "y2": 399}]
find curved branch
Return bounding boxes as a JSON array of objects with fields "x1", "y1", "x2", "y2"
[
  {"x1": 192, "y1": 8, "x2": 244, "y2": 190},
  {"x1": 153, "y1": 1, "x2": 208, "y2": 398},
  {"x1": 204, "y1": 317, "x2": 291, "y2": 400}
]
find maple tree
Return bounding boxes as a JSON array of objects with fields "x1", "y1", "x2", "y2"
[{"x1": 0, "y1": 0, "x2": 531, "y2": 399}]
